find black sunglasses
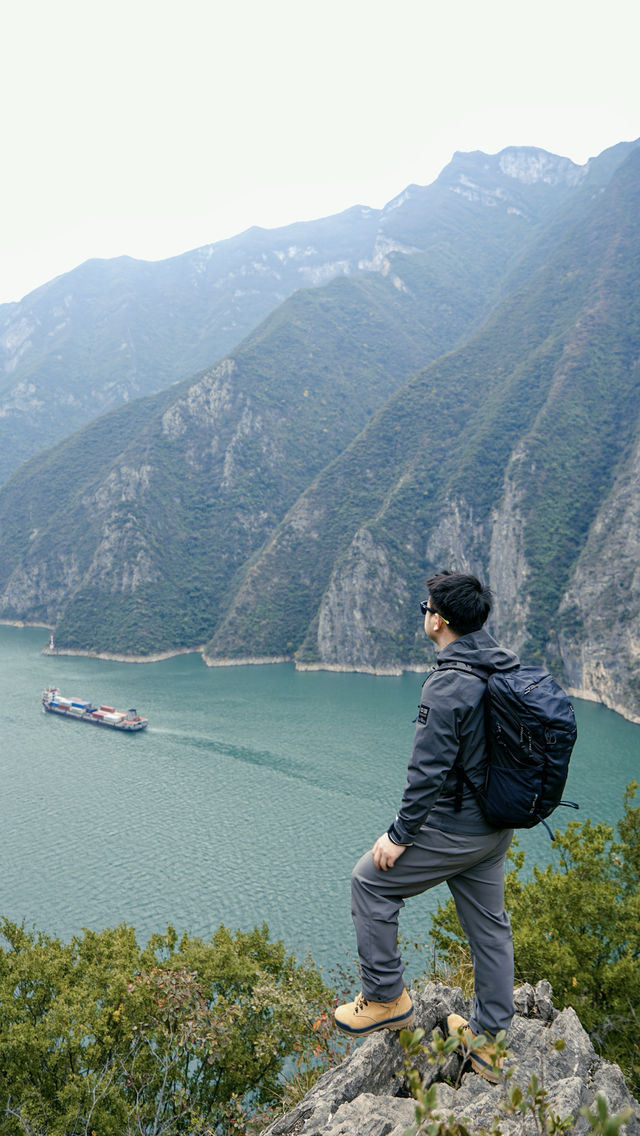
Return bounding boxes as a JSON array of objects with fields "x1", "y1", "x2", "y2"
[{"x1": 420, "y1": 601, "x2": 449, "y2": 624}]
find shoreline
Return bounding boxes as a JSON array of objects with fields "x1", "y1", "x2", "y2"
[
  {"x1": 41, "y1": 644, "x2": 207, "y2": 664},
  {"x1": 564, "y1": 684, "x2": 640, "y2": 726},
  {"x1": 294, "y1": 660, "x2": 426, "y2": 677},
  {"x1": 1, "y1": 618, "x2": 55, "y2": 630},
  {"x1": 36, "y1": 634, "x2": 430, "y2": 678},
  {"x1": 4, "y1": 621, "x2": 639, "y2": 724},
  {"x1": 40, "y1": 639, "x2": 431, "y2": 678}
]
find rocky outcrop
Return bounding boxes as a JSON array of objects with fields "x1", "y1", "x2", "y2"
[
  {"x1": 262, "y1": 983, "x2": 639, "y2": 1136},
  {"x1": 497, "y1": 147, "x2": 587, "y2": 188},
  {"x1": 554, "y1": 430, "x2": 640, "y2": 724},
  {"x1": 488, "y1": 458, "x2": 531, "y2": 656},
  {"x1": 314, "y1": 528, "x2": 409, "y2": 673}
]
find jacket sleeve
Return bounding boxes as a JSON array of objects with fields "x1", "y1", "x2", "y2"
[{"x1": 388, "y1": 674, "x2": 462, "y2": 844}]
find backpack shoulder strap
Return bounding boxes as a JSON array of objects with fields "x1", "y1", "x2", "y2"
[
  {"x1": 436, "y1": 660, "x2": 487, "y2": 680},
  {"x1": 433, "y1": 662, "x2": 489, "y2": 810}
]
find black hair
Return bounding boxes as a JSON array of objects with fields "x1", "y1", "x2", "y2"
[{"x1": 426, "y1": 570, "x2": 492, "y2": 635}]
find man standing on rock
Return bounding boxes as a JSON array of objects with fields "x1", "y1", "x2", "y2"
[{"x1": 334, "y1": 571, "x2": 518, "y2": 1082}]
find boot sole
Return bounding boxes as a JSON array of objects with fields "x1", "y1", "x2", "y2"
[
  {"x1": 470, "y1": 1054, "x2": 501, "y2": 1083},
  {"x1": 334, "y1": 1008, "x2": 415, "y2": 1036}
]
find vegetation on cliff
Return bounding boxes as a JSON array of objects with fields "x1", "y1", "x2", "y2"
[
  {"x1": 0, "y1": 921, "x2": 335, "y2": 1135},
  {"x1": 0, "y1": 787, "x2": 638, "y2": 1132}
]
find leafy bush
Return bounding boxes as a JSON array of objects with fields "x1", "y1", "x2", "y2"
[{"x1": 0, "y1": 920, "x2": 335, "y2": 1135}]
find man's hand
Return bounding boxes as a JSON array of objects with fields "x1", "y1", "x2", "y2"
[{"x1": 372, "y1": 832, "x2": 407, "y2": 871}]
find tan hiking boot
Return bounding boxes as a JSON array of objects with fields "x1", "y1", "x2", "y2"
[
  {"x1": 447, "y1": 1012, "x2": 503, "y2": 1083},
  {"x1": 334, "y1": 987, "x2": 415, "y2": 1035}
]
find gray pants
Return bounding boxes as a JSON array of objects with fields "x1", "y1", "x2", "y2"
[{"x1": 351, "y1": 825, "x2": 514, "y2": 1037}]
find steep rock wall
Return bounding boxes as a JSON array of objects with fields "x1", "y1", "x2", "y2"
[
  {"x1": 554, "y1": 428, "x2": 640, "y2": 723},
  {"x1": 488, "y1": 455, "x2": 531, "y2": 656},
  {"x1": 314, "y1": 528, "x2": 410, "y2": 674}
]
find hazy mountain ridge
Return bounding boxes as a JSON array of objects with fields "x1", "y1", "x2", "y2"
[
  {"x1": 1, "y1": 141, "x2": 639, "y2": 720},
  {"x1": 0, "y1": 145, "x2": 603, "y2": 486}
]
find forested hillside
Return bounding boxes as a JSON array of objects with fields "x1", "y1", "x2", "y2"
[
  {"x1": 224, "y1": 143, "x2": 640, "y2": 718},
  {"x1": 0, "y1": 145, "x2": 604, "y2": 484},
  {"x1": 0, "y1": 141, "x2": 638, "y2": 720}
]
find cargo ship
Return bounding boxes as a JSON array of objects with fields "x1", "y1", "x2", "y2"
[{"x1": 42, "y1": 687, "x2": 148, "y2": 731}]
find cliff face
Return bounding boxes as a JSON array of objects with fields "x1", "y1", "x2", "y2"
[
  {"x1": 261, "y1": 982, "x2": 640, "y2": 1136},
  {"x1": 0, "y1": 143, "x2": 639, "y2": 719},
  {"x1": 225, "y1": 144, "x2": 640, "y2": 720},
  {"x1": 554, "y1": 429, "x2": 640, "y2": 721},
  {"x1": 314, "y1": 528, "x2": 411, "y2": 674}
]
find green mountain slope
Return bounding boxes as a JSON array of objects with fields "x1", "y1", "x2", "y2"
[
  {"x1": 0, "y1": 145, "x2": 599, "y2": 485},
  {"x1": 0, "y1": 247, "x2": 505, "y2": 654},
  {"x1": 206, "y1": 144, "x2": 640, "y2": 720},
  {"x1": 0, "y1": 142, "x2": 638, "y2": 720}
]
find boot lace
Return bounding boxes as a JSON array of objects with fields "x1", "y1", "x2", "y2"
[{"x1": 354, "y1": 994, "x2": 369, "y2": 1014}]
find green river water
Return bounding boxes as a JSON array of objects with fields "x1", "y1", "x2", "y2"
[{"x1": 1, "y1": 624, "x2": 638, "y2": 978}]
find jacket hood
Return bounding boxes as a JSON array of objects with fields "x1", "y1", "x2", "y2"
[{"x1": 436, "y1": 628, "x2": 519, "y2": 675}]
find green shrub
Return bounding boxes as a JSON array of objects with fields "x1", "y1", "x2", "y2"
[{"x1": 0, "y1": 920, "x2": 335, "y2": 1135}]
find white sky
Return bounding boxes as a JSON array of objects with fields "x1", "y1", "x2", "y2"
[{"x1": 1, "y1": 0, "x2": 638, "y2": 304}]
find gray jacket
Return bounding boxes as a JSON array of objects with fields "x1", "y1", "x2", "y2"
[{"x1": 389, "y1": 629, "x2": 519, "y2": 839}]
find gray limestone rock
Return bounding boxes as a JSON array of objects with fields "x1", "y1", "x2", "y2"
[{"x1": 261, "y1": 983, "x2": 640, "y2": 1136}]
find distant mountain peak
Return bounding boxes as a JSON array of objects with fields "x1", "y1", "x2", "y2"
[
  {"x1": 444, "y1": 146, "x2": 587, "y2": 190},
  {"x1": 496, "y1": 146, "x2": 587, "y2": 187}
]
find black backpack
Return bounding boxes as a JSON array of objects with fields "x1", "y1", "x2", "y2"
[{"x1": 441, "y1": 663, "x2": 579, "y2": 838}]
